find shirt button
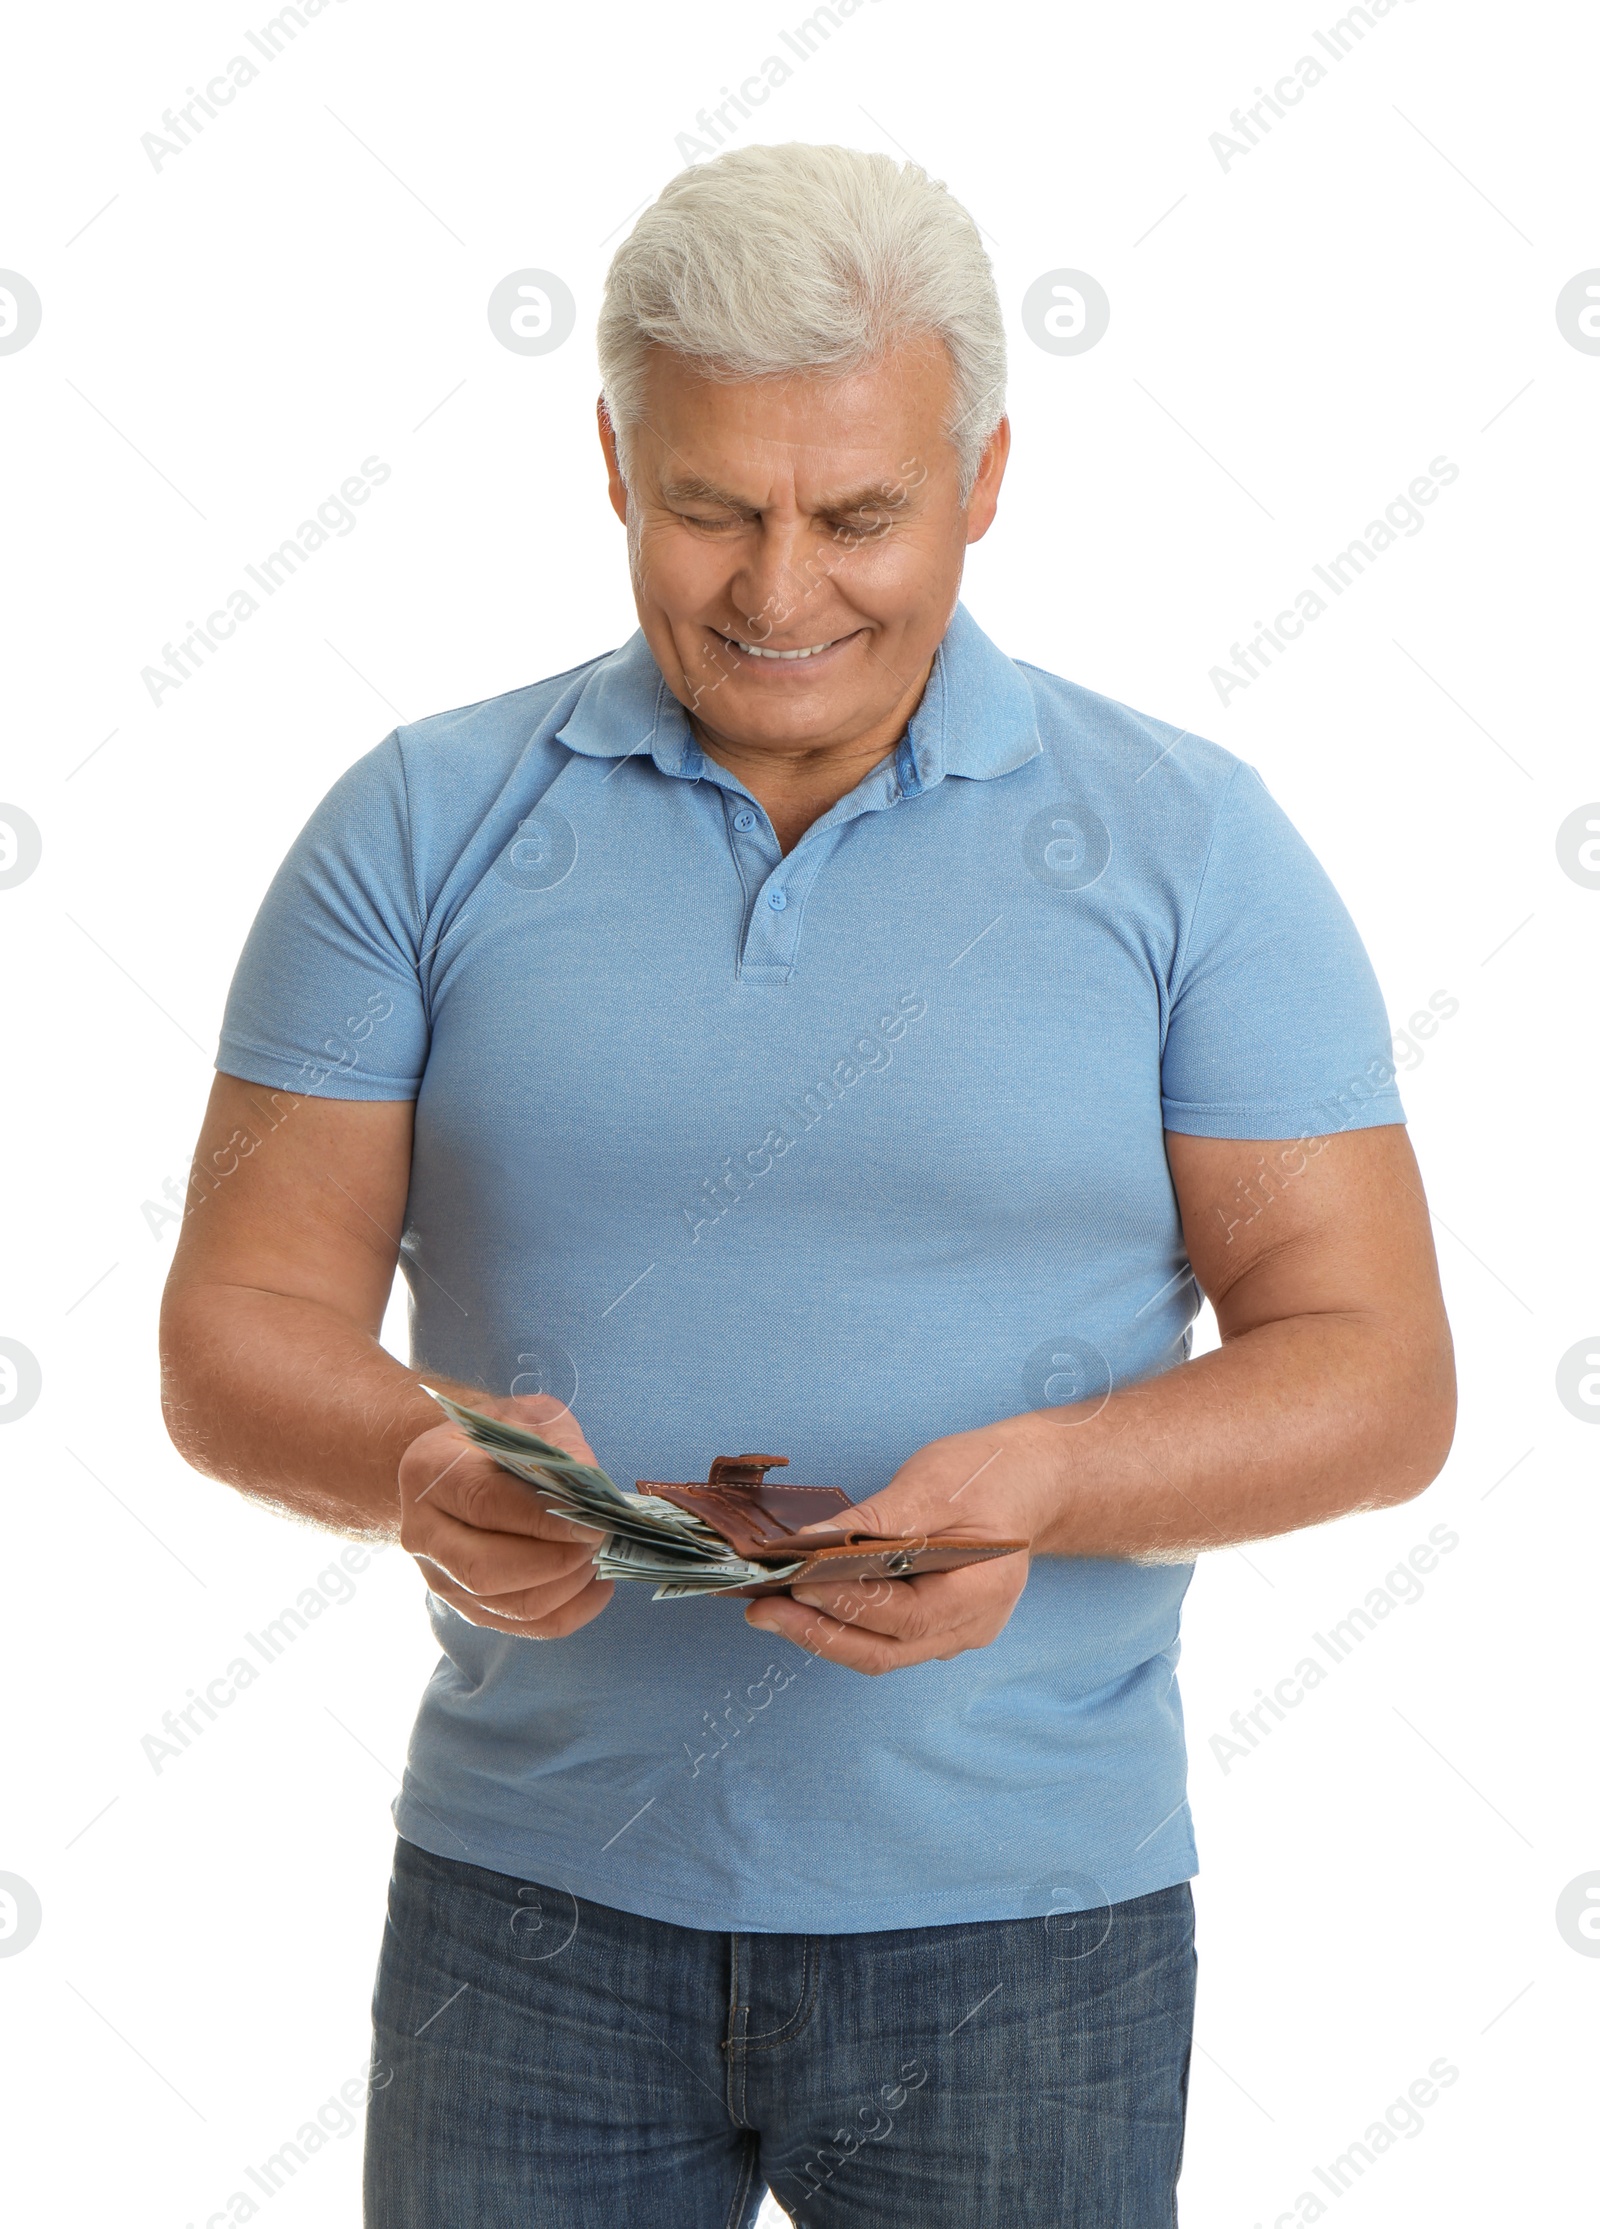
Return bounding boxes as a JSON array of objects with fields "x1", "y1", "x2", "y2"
[
  {"x1": 733, "y1": 809, "x2": 757, "y2": 832},
  {"x1": 766, "y1": 888, "x2": 788, "y2": 911}
]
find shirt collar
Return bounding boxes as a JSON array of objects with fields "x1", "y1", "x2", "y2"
[
  {"x1": 554, "y1": 601, "x2": 1042, "y2": 789},
  {"x1": 900, "y1": 601, "x2": 1044, "y2": 788}
]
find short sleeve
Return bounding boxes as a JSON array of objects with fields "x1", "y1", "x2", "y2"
[
  {"x1": 216, "y1": 735, "x2": 430, "y2": 1101},
  {"x1": 1160, "y1": 761, "x2": 1404, "y2": 1140}
]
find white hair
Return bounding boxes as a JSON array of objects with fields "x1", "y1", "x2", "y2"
[{"x1": 597, "y1": 143, "x2": 1006, "y2": 502}]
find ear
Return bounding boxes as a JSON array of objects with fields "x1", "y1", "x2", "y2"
[
  {"x1": 964, "y1": 415, "x2": 1011, "y2": 545},
  {"x1": 597, "y1": 397, "x2": 629, "y2": 526}
]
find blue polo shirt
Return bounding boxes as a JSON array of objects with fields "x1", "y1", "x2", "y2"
[{"x1": 217, "y1": 602, "x2": 1403, "y2": 1931}]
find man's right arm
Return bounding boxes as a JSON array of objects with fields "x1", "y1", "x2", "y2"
[{"x1": 158, "y1": 1072, "x2": 612, "y2": 1639}]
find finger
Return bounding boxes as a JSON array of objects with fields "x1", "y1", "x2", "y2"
[
  {"x1": 788, "y1": 1565, "x2": 981, "y2": 1638},
  {"x1": 412, "y1": 1546, "x2": 597, "y2": 1617},
  {"x1": 792, "y1": 1501, "x2": 950, "y2": 1549},
  {"x1": 418, "y1": 1563, "x2": 614, "y2": 1638},
  {"x1": 530, "y1": 1576, "x2": 615, "y2": 1638},
  {"x1": 792, "y1": 1499, "x2": 878, "y2": 1539},
  {"x1": 408, "y1": 1511, "x2": 598, "y2": 1599},
  {"x1": 402, "y1": 1421, "x2": 606, "y2": 1539},
  {"x1": 470, "y1": 1553, "x2": 610, "y2": 1622},
  {"x1": 789, "y1": 1574, "x2": 923, "y2": 1635},
  {"x1": 748, "y1": 1560, "x2": 1026, "y2": 1669},
  {"x1": 744, "y1": 1594, "x2": 935, "y2": 1676},
  {"x1": 433, "y1": 1576, "x2": 613, "y2": 1641},
  {"x1": 415, "y1": 1452, "x2": 606, "y2": 1545}
]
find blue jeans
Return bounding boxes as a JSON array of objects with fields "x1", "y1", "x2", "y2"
[{"x1": 364, "y1": 1837, "x2": 1196, "y2": 2227}]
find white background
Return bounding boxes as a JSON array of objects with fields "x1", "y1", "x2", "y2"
[{"x1": 2, "y1": 1, "x2": 1596, "y2": 2222}]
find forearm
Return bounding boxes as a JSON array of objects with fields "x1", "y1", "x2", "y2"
[
  {"x1": 159, "y1": 1283, "x2": 485, "y2": 1540},
  {"x1": 1026, "y1": 1308, "x2": 1456, "y2": 1562}
]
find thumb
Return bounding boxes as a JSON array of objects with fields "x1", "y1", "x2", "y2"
[
  {"x1": 498, "y1": 1391, "x2": 597, "y2": 1467},
  {"x1": 795, "y1": 1484, "x2": 904, "y2": 1541}
]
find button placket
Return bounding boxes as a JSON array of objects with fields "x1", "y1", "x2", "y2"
[
  {"x1": 717, "y1": 753, "x2": 910, "y2": 981},
  {"x1": 716, "y1": 786, "x2": 779, "y2": 930},
  {"x1": 742, "y1": 859, "x2": 803, "y2": 973}
]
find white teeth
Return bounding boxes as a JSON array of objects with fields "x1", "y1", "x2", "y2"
[{"x1": 722, "y1": 633, "x2": 837, "y2": 660}]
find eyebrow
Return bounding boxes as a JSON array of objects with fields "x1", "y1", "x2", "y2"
[{"x1": 658, "y1": 475, "x2": 915, "y2": 516}]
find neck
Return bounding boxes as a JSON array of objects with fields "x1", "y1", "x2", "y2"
[{"x1": 690, "y1": 660, "x2": 934, "y2": 853}]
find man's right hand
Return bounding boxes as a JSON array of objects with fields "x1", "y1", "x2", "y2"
[
  {"x1": 160, "y1": 1077, "x2": 618, "y2": 1637},
  {"x1": 399, "y1": 1392, "x2": 615, "y2": 1639}
]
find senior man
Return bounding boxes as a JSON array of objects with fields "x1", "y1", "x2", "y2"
[{"x1": 161, "y1": 144, "x2": 1454, "y2": 2226}]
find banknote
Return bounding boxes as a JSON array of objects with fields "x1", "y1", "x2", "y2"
[{"x1": 423, "y1": 1388, "x2": 804, "y2": 1598}]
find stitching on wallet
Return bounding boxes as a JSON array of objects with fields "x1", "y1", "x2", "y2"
[{"x1": 695, "y1": 1486, "x2": 847, "y2": 1500}]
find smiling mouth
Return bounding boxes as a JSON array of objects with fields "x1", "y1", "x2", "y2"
[{"x1": 712, "y1": 627, "x2": 859, "y2": 662}]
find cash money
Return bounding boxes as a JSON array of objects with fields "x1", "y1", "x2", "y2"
[{"x1": 423, "y1": 1388, "x2": 804, "y2": 1598}]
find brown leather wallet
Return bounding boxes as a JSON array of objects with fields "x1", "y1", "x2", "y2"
[{"x1": 635, "y1": 1453, "x2": 1027, "y2": 1598}]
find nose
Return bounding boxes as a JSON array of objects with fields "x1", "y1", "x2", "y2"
[{"x1": 726, "y1": 512, "x2": 832, "y2": 644}]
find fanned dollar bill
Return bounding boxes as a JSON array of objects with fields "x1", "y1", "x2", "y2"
[{"x1": 423, "y1": 1388, "x2": 804, "y2": 1598}]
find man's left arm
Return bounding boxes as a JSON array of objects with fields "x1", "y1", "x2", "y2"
[{"x1": 746, "y1": 1124, "x2": 1456, "y2": 1671}]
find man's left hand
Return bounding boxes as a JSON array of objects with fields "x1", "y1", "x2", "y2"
[{"x1": 744, "y1": 1413, "x2": 1060, "y2": 1674}]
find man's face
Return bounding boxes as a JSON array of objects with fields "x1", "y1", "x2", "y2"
[{"x1": 598, "y1": 338, "x2": 1008, "y2": 761}]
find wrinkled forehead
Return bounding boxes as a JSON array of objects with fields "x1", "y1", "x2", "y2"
[{"x1": 622, "y1": 339, "x2": 959, "y2": 506}]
